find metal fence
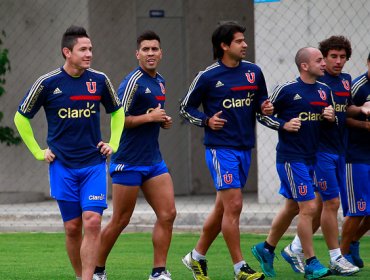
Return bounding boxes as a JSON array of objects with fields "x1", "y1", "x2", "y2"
[{"x1": 0, "y1": 0, "x2": 369, "y2": 232}]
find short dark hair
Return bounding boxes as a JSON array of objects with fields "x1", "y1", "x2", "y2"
[
  {"x1": 61, "y1": 25, "x2": 89, "y2": 59},
  {"x1": 212, "y1": 22, "x2": 246, "y2": 60},
  {"x1": 318, "y1": 35, "x2": 352, "y2": 60},
  {"x1": 137, "y1": 30, "x2": 161, "y2": 49}
]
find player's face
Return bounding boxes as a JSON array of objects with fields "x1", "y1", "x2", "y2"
[
  {"x1": 324, "y1": 49, "x2": 347, "y2": 76},
  {"x1": 307, "y1": 49, "x2": 326, "y2": 78},
  {"x1": 224, "y1": 32, "x2": 248, "y2": 61},
  {"x1": 65, "y1": 37, "x2": 92, "y2": 71},
  {"x1": 136, "y1": 40, "x2": 162, "y2": 77}
]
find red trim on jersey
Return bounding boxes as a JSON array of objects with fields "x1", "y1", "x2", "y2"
[
  {"x1": 310, "y1": 101, "x2": 329, "y2": 106},
  {"x1": 70, "y1": 96, "x2": 102, "y2": 101},
  {"x1": 335, "y1": 91, "x2": 350, "y2": 97},
  {"x1": 231, "y1": 85, "x2": 258, "y2": 91},
  {"x1": 155, "y1": 96, "x2": 166, "y2": 101}
]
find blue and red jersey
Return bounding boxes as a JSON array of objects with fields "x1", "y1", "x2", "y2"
[
  {"x1": 180, "y1": 60, "x2": 268, "y2": 150},
  {"x1": 111, "y1": 67, "x2": 166, "y2": 166},
  {"x1": 258, "y1": 77, "x2": 333, "y2": 164},
  {"x1": 317, "y1": 71, "x2": 352, "y2": 155},
  {"x1": 346, "y1": 72, "x2": 370, "y2": 164},
  {"x1": 18, "y1": 67, "x2": 121, "y2": 168}
]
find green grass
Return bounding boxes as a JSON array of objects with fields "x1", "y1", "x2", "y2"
[{"x1": 0, "y1": 232, "x2": 369, "y2": 279}]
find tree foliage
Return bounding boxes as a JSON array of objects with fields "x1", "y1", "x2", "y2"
[{"x1": 0, "y1": 30, "x2": 21, "y2": 146}]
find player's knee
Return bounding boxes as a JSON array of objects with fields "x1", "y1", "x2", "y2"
[
  {"x1": 64, "y1": 220, "x2": 82, "y2": 237},
  {"x1": 158, "y1": 207, "x2": 177, "y2": 225}
]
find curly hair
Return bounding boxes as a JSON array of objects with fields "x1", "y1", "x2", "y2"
[{"x1": 318, "y1": 35, "x2": 352, "y2": 60}]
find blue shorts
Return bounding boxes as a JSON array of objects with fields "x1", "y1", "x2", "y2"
[
  {"x1": 345, "y1": 163, "x2": 370, "y2": 216},
  {"x1": 277, "y1": 162, "x2": 316, "y2": 202},
  {"x1": 49, "y1": 160, "x2": 108, "y2": 221},
  {"x1": 315, "y1": 152, "x2": 345, "y2": 204},
  {"x1": 110, "y1": 160, "x2": 169, "y2": 186},
  {"x1": 205, "y1": 148, "x2": 251, "y2": 191}
]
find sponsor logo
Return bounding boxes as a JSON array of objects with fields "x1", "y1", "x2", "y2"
[
  {"x1": 215, "y1": 81, "x2": 224, "y2": 88},
  {"x1": 334, "y1": 103, "x2": 346, "y2": 113},
  {"x1": 293, "y1": 94, "x2": 302, "y2": 100},
  {"x1": 245, "y1": 72, "x2": 255, "y2": 83},
  {"x1": 223, "y1": 173, "x2": 233, "y2": 184},
  {"x1": 145, "y1": 87, "x2": 151, "y2": 94},
  {"x1": 58, "y1": 102, "x2": 96, "y2": 119},
  {"x1": 298, "y1": 184, "x2": 307, "y2": 196},
  {"x1": 298, "y1": 112, "x2": 323, "y2": 121},
  {"x1": 89, "y1": 193, "x2": 105, "y2": 201},
  {"x1": 223, "y1": 93, "x2": 254, "y2": 109},
  {"x1": 53, "y1": 87, "x2": 62, "y2": 94},
  {"x1": 342, "y1": 80, "x2": 350, "y2": 91},
  {"x1": 86, "y1": 81, "x2": 97, "y2": 94}
]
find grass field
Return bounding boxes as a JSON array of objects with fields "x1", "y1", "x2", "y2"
[{"x1": 0, "y1": 232, "x2": 368, "y2": 279}]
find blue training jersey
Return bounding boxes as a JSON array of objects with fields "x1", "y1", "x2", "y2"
[
  {"x1": 18, "y1": 67, "x2": 121, "y2": 168},
  {"x1": 258, "y1": 77, "x2": 333, "y2": 164},
  {"x1": 180, "y1": 60, "x2": 268, "y2": 150},
  {"x1": 111, "y1": 67, "x2": 165, "y2": 165},
  {"x1": 346, "y1": 72, "x2": 370, "y2": 164},
  {"x1": 317, "y1": 72, "x2": 351, "y2": 155}
]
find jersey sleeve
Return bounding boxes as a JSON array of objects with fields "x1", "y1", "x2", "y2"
[
  {"x1": 179, "y1": 71, "x2": 209, "y2": 127},
  {"x1": 100, "y1": 74, "x2": 122, "y2": 113},
  {"x1": 17, "y1": 78, "x2": 47, "y2": 119}
]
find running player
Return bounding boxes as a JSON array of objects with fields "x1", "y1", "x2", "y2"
[
  {"x1": 93, "y1": 31, "x2": 176, "y2": 280},
  {"x1": 252, "y1": 47, "x2": 334, "y2": 280},
  {"x1": 14, "y1": 26, "x2": 124, "y2": 280},
  {"x1": 180, "y1": 22, "x2": 272, "y2": 280}
]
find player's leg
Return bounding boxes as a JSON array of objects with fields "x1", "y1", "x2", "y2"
[{"x1": 142, "y1": 166, "x2": 176, "y2": 277}]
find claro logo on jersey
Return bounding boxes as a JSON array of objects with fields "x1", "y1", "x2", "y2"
[
  {"x1": 223, "y1": 92, "x2": 254, "y2": 109},
  {"x1": 298, "y1": 112, "x2": 323, "y2": 121},
  {"x1": 89, "y1": 193, "x2": 105, "y2": 201},
  {"x1": 58, "y1": 102, "x2": 96, "y2": 119}
]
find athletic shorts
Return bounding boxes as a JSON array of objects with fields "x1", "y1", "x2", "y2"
[
  {"x1": 315, "y1": 152, "x2": 345, "y2": 205},
  {"x1": 345, "y1": 163, "x2": 370, "y2": 216},
  {"x1": 110, "y1": 160, "x2": 168, "y2": 186},
  {"x1": 49, "y1": 159, "x2": 108, "y2": 221},
  {"x1": 277, "y1": 162, "x2": 316, "y2": 202},
  {"x1": 205, "y1": 148, "x2": 251, "y2": 191}
]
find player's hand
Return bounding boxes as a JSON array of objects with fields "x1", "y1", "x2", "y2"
[
  {"x1": 97, "y1": 141, "x2": 113, "y2": 156},
  {"x1": 360, "y1": 101, "x2": 370, "y2": 116},
  {"x1": 148, "y1": 103, "x2": 167, "y2": 123},
  {"x1": 261, "y1": 99, "x2": 274, "y2": 116},
  {"x1": 161, "y1": 116, "x2": 173, "y2": 129},
  {"x1": 208, "y1": 111, "x2": 227, "y2": 130},
  {"x1": 44, "y1": 148, "x2": 55, "y2": 163},
  {"x1": 322, "y1": 105, "x2": 335, "y2": 122},
  {"x1": 283, "y1": 117, "x2": 301, "y2": 132}
]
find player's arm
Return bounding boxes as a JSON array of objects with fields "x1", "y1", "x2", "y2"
[
  {"x1": 108, "y1": 107, "x2": 125, "y2": 152},
  {"x1": 346, "y1": 102, "x2": 370, "y2": 117},
  {"x1": 346, "y1": 116, "x2": 370, "y2": 132},
  {"x1": 13, "y1": 112, "x2": 54, "y2": 162},
  {"x1": 124, "y1": 103, "x2": 168, "y2": 128}
]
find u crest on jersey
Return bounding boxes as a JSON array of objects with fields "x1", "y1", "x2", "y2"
[
  {"x1": 318, "y1": 89, "x2": 327, "y2": 100},
  {"x1": 298, "y1": 184, "x2": 307, "y2": 196},
  {"x1": 223, "y1": 173, "x2": 233, "y2": 184},
  {"x1": 357, "y1": 201, "x2": 366, "y2": 212},
  {"x1": 86, "y1": 81, "x2": 97, "y2": 94},
  {"x1": 342, "y1": 79, "x2": 350, "y2": 91},
  {"x1": 245, "y1": 72, "x2": 255, "y2": 83}
]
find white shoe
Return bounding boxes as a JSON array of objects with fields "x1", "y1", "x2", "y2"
[
  {"x1": 281, "y1": 244, "x2": 305, "y2": 273},
  {"x1": 148, "y1": 270, "x2": 172, "y2": 280},
  {"x1": 329, "y1": 255, "x2": 360, "y2": 276},
  {"x1": 93, "y1": 270, "x2": 107, "y2": 280}
]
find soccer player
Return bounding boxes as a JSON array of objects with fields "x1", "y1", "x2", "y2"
[
  {"x1": 14, "y1": 26, "x2": 124, "y2": 280},
  {"x1": 93, "y1": 31, "x2": 176, "y2": 280},
  {"x1": 180, "y1": 22, "x2": 273, "y2": 280},
  {"x1": 281, "y1": 36, "x2": 359, "y2": 276},
  {"x1": 252, "y1": 47, "x2": 334, "y2": 280},
  {"x1": 340, "y1": 51, "x2": 370, "y2": 267}
]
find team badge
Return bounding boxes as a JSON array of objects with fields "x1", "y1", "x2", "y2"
[
  {"x1": 245, "y1": 72, "x2": 255, "y2": 83},
  {"x1": 318, "y1": 180, "x2": 327, "y2": 191},
  {"x1": 86, "y1": 81, "x2": 97, "y2": 94},
  {"x1": 298, "y1": 184, "x2": 307, "y2": 196},
  {"x1": 223, "y1": 173, "x2": 233, "y2": 184},
  {"x1": 159, "y1": 82, "x2": 166, "y2": 94},
  {"x1": 318, "y1": 89, "x2": 327, "y2": 100},
  {"x1": 357, "y1": 201, "x2": 366, "y2": 211},
  {"x1": 342, "y1": 80, "x2": 350, "y2": 91}
]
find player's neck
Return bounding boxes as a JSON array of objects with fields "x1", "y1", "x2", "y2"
[
  {"x1": 63, "y1": 63, "x2": 85, "y2": 77},
  {"x1": 221, "y1": 56, "x2": 240, "y2": 68},
  {"x1": 300, "y1": 73, "x2": 317, "y2": 84}
]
